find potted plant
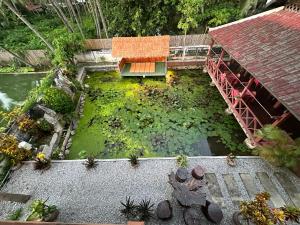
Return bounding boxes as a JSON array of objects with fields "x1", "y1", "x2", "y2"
[
  {"x1": 233, "y1": 192, "x2": 300, "y2": 225},
  {"x1": 26, "y1": 199, "x2": 59, "y2": 222}
]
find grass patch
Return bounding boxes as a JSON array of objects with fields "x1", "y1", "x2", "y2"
[{"x1": 69, "y1": 70, "x2": 248, "y2": 159}]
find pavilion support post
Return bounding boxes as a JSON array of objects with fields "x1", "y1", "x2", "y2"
[
  {"x1": 204, "y1": 39, "x2": 214, "y2": 73},
  {"x1": 216, "y1": 49, "x2": 224, "y2": 69}
]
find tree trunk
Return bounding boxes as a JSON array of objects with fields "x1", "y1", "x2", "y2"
[
  {"x1": 89, "y1": 0, "x2": 101, "y2": 38},
  {"x1": 66, "y1": 0, "x2": 85, "y2": 39},
  {"x1": 95, "y1": 0, "x2": 108, "y2": 38},
  {"x1": 3, "y1": 0, "x2": 54, "y2": 52},
  {"x1": 50, "y1": 0, "x2": 74, "y2": 33},
  {"x1": 0, "y1": 46, "x2": 34, "y2": 67}
]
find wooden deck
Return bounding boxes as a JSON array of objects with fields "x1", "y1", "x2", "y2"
[{"x1": 121, "y1": 62, "x2": 166, "y2": 77}]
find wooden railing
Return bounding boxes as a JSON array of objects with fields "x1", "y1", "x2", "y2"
[{"x1": 206, "y1": 58, "x2": 263, "y2": 143}]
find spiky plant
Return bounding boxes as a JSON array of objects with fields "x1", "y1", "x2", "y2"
[
  {"x1": 128, "y1": 154, "x2": 139, "y2": 167},
  {"x1": 83, "y1": 156, "x2": 98, "y2": 169},
  {"x1": 137, "y1": 199, "x2": 154, "y2": 221},
  {"x1": 120, "y1": 196, "x2": 136, "y2": 219},
  {"x1": 176, "y1": 154, "x2": 188, "y2": 168}
]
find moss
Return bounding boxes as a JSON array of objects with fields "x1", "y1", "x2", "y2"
[{"x1": 69, "y1": 70, "x2": 248, "y2": 159}]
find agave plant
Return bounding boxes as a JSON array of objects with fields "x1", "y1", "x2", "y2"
[
  {"x1": 120, "y1": 196, "x2": 136, "y2": 219},
  {"x1": 137, "y1": 199, "x2": 154, "y2": 221},
  {"x1": 83, "y1": 156, "x2": 98, "y2": 169},
  {"x1": 128, "y1": 154, "x2": 139, "y2": 167}
]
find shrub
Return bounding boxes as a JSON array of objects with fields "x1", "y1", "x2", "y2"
[
  {"x1": 7, "y1": 208, "x2": 22, "y2": 221},
  {"x1": 37, "y1": 118, "x2": 54, "y2": 133},
  {"x1": 78, "y1": 150, "x2": 87, "y2": 159},
  {"x1": 22, "y1": 71, "x2": 55, "y2": 113},
  {"x1": 27, "y1": 199, "x2": 57, "y2": 221},
  {"x1": 240, "y1": 192, "x2": 300, "y2": 225},
  {"x1": 176, "y1": 154, "x2": 188, "y2": 168},
  {"x1": 0, "y1": 133, "x2": 31, "y2": 165},
  {"x1": 253, "y1": 125, "x2": 300, "y2": 169},
  {"x1": 17, "y1": 114, "x2": 36, "y2": 133},
  {"x1": 43, "y1": 87, "x2": 74, "y2": 114}
]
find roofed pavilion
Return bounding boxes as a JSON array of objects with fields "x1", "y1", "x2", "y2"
[
  {"x1": 112, "y1": 35, "x2": 170, "y2": 77},
  {"x1": 206, "y1": 4, "x2": 300, "y2": 147}
]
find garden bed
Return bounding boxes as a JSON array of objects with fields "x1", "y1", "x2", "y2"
[{"x1": 69, "y1": 70, "x2": 248, "y2": 159}]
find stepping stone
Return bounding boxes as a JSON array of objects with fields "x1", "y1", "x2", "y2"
[
  {"x1": 239, "y1": 173, "x2": 258, "y2": 199},
  {"x1": 275, "y1": 172, "x2": 300, "y2": 207},
  {"x1": 0, "y1": 192, "x2": 31, "y2": 203},
  {"x1": 223, "y1": 174, "x2": 242, "y2": 207},
  {"x1": 206, "y1": 173, "x2": 225, "y2": 207},
  {"x1": 256, "y1": 172, "x2": 286, "y2": 208}
]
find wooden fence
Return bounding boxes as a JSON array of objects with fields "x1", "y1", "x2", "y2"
[
  {"x1": 0, "y1": 34, "x2": 211, "y2": 65},
  {"x1": 84, "y1": 34, "x2": 211, "y2": 50}
]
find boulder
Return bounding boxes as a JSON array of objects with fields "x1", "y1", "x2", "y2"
[
  {"x1": 192, "y1": 165, "x2": 205, "y2": 180},
  {"x1": 156, "y1": 200, "x2": 172, "y2": 220},
  {"x1": 18, "y1": 141, "x2": 32, "y2": 150},
  {"x1": 176, "y1": 167, "x2": 188, "y2": 182},
  {"x1": 183, "y1": 208, "x2": 201, "y2": 225}
]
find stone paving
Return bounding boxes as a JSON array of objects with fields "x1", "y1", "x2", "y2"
[{"x1": 0, "y1": 157, "x2": 299, "y2": 225}]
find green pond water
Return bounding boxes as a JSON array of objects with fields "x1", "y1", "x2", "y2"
[
  {"x1": 69, "y1": 70, "x2": 248, "y2": 159},
  {"x1": 0, "y1": 73, "x2": 45, "y2": 112}
]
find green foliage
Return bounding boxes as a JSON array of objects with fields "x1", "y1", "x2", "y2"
[
  {"x1": 51, "y1": 33, "x2": 84, "y2": 68},
  {"x1": 253, "y1": 125, "x2": 300, "y2": 169},
  {"x1": 69, "y1": 70, "x2": 248, "y2": 159},
  {"x1": 22, "y1": 71, "x2": 55, "y2": 112},
  {"x1": 0, "y1": 154, "x2": 11, "y2": 184},
  {"x1": 78, "y1": 150, "x2": 87, "y2": 159},
  {"x1": 204, "y1": 2, "x2": 241, "y2": 26},
  {"x1": 176, "y1": 154, "x2": 188, "y2": 168},
  {"x1": 43, "y1": 87, "x2": 74, "y2": 114},
  {"x1": 0, "y1": 66, "x2": 34, "y2": 73},
  {"x1": 7, "y1": 208, "x2": 22, "y2": 221},
  {"x1": 177, "y1": 0, "x2": 202, "y2": 34},
  {"x1": 27, "y1": 199, "x2": 57, "y2": 221},
  {"x1": 37, "y1": 118, "x2": 54, "y2": 133}
]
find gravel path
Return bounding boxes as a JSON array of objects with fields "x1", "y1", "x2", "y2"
[{"x1": 0, "y1": 157, "x2": 299, "y2": 224}]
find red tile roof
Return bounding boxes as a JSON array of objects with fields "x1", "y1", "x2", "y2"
[
  {"x1": 209, "y1": 7, "x2": 300, "y2": 120},
  {"x1": 112, "y1": 36, "x2": 170, "y2": 58}
]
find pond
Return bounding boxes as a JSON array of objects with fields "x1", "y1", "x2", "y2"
[
  {"x1": 69, "y1": 70, "x2": 248, "y2": 159},
  {"x1": 0, "y1": 73, "x2": 45, "y2": 112}
]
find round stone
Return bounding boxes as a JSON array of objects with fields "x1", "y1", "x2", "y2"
[
  {"x1": 176, "y1": 167, "x2": 188, "y2": 182},
  {"x1": 192, "y1": 165, "x2": 205, "y2": 179},
  {"x1": 156, "y1": 200, "x2": 172, "y2": 220},
  {"x1": 202, "y1": 200, "x2": 223, "y2": 224}
]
